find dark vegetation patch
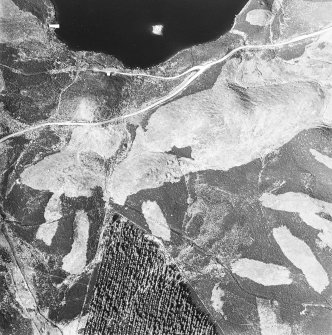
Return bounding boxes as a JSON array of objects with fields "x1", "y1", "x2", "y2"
[
  {"x1": 302, "y1": 308, "x2": 332, "y2": 335},
  {"x1": 15, "y1": 129, "x2": 62, "y2": 172},
  {"x1": 0, "y1": 45, "x2": 19, "y2": 66},
  {"x1": 0, "y1": 248, "x2": 11, "y2": 263},
  {"x1": 49, "y1": 273, "x2": 90, "y2": 322},
  {"x1": 34, "y1": 265, "x2": 62, "y2": 311},
  {"x1": 0, "y1": 136, "x2": 29, "y2": 206},
  {"x1": 4, "y1": 184, "x2": 52, "y2": 226},
  {"x1": 48, "y1": 187, "x2": 106, "y2": 262},
  {"x1": 46, "y1": 203, "x2": 75, "y2": 256},
  {"x1": 11, "y1": 0, "x2": 51, "y2": 22},
  {"x1": 0, "y1": 278, "x2": 34, "y2": 335},
  {"x1": 7, "y1": 225, "x2": 38, "y2": 244},
  {"x1": 277, "y1": 43, "x2": 306, "y2": 61},
  {"x1": 86, "y1": 187, "x2": 105, "y2": 264},
  {"x1": 84, "y1": 215, "x2": 216, "y2": 334},
  {"x1": 0, "y1": 67, "x2": 71, "y2": 124},
  {"x1": 167, "y1": 145, "x2": 192, "y2": 159},
  {"x1": 65, "y1": 72, "x2": 129, "y2": 121}
]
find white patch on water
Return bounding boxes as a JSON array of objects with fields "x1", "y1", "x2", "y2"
[
  {"x1": 62, "y1": 210, "x2": 90, "y2": 275},
  {"x1": 310, "y1": 148, "x2": 332, "y2": 170},
  {"x1": 257, "y1": 298, "x2": 292, "y2": 335},
  {"x1": 260, "y1": 192, "x2": 332, "y2": 249},
  {"x1": 231, "y1": 258, "x2": 292, "y2": 286},
  {"x1": 142, "y1": 200, "x2": 170, "y2": 241},
  {"x1": 246, "y1": 9, "x2": 272, "y2": 26},
  {"x1": 273, "y1": 226, "x2": 329, "y2": 293},
  {"x1": 152, "y1": 24, "x2": 163, "y2": 36},
  {"x1": 211, "y1": 283, "x2": 225, "y2": 314}
]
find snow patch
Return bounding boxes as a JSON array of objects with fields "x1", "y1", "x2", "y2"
[
  {"x1": 36, "y1": 194, "x2": 62, "y2": 246},
  {"x1": 310, "y1": 148, "x2": 332, "y2": 170},
  {"x1": 73, "y1": 98, "x2": 97, "y2": 122},
  {"x1": 67, "y1": 126, "x2": 123, "y2": 159},
  {"x1": 21, "y1": 151, "x2": 104, "y2": 198},
  {"x1": 246, "y1": 9, "x2": 272, "y2": 26},
  {"x1": 62, "y1": 210, "x2": 90, "y2": 275},
  {"x1": 231, "y1": 258, "x2": 292, "y2": 286},
  {"x1": 273, "y1": 226, "x2": 329, "y2": 293},
  {"x1": 142, "y1": 200, "x2": 170, "y2": 241},
  {"x1": 257, "y1": 298, "x2": 291, "y2": 335},
  {"x1": 260, "y1": 192, "x2": 332, "y2": 249},
  {"x1": 109, "y1": 152, "x2": 189, "y2": 205},
  {"x1": 36, "y1": 221, "x2": 58, "y2": 246},
  {"x1": 152, "y1": 24, "x2": 163, "y2": 36},
  {"x1": 211, "y1": 283, "x2": 225, "y2": 314}
]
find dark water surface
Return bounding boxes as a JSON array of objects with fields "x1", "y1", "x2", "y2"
[{"x1": 51, "y1": 0, "x2": 248, "y2": 68}]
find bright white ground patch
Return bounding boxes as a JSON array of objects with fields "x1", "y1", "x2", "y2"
[
  {"x1": 152, "y1": 24, "x2": 163, "y2": 36},
  {"x1": 36, "y1": 194, "x2": 62, "y2": 246},
  {"x1": 73, "y1": 98, "x2": 97, "y2": 122},
  {"x1": 231, "y1": 258, "x2": 292, "y2": 286},
  {"x1": 310, "y1": 148, "x2": 332, "y2": 170},
  {"x1": 211, "y1": 283, "x2": 225, "y2": 314},
  {"x1": 44, "y1": 193, "x2": 62, "y2": 222},
  {"x1": 109, "y1": 79, "x2": 324, "y2": 205},
  {"x1": 36, "y1": 221, "x2": 58, "y2": 246},
  {"x1": 62, "y1": 210, "x2": 90, "y2": 275},
  {"x1": 273, "y1": 226, "x2": 329, "y2": 293},
  {"x1": 257, "y1": 298, "x2": 292, "y2": 335},
  {"x1": 260, "y1": 192, "x2": 332, "y2": 249},
  {"x1": 20, "y1": 124, "x2": 124, "y2": 200},
  {"x1": 59, "y1": 315, "x2": 88, "y2": 335},
  {"x1": 141, "y1": 200, "x2": 170, "y2": 241},
  {"x1": 67, "y1": 126, "x2": 123, "y2": 159},
  {"x1": 246, "y1": 9, "x2": 272, "y2": 26}
]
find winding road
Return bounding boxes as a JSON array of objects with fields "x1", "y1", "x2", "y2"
[{"x1": 0, "y1": 25, "x2": 331, "y2": 144}]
